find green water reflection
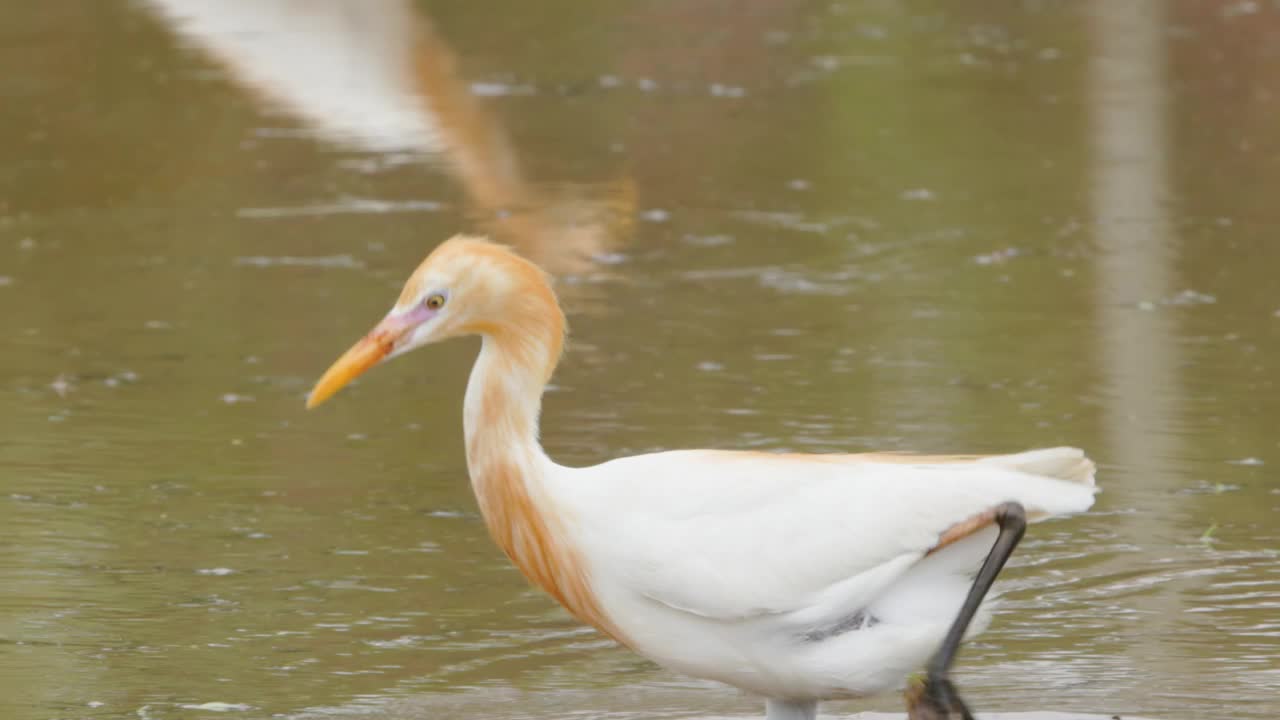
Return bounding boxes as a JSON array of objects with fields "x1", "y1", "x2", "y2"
[{"x1": 1, "y1": 1, "x2": 1278, "y2": 719}]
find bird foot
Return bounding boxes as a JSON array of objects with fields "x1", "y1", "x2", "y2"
[{"x1": 905, "y1": 673, "x2": 975, "y2": 720}]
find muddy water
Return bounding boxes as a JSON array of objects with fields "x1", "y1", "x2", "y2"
[{"x1": 2, "y1": 1, "x2": 1278, "y2": 719}]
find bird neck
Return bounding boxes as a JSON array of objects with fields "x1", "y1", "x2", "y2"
[
  {"x1": 457, "y1": 297, "x2": 623, "y2": 642},
  {"x1": 459, "y1": 304, "x2": 617, "y2": 628},
  {"x1": 461, "y1": 294, "x2": 563, "y2": 482},
  {"x1": 462, "y1": 329, "x2": 554, "y2": 483}
]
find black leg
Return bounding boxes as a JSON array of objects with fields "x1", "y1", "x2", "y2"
[{"x1": 908, "y1": 501, "x2": 1027, "y2": 720}]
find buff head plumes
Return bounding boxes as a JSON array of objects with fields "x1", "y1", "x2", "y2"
[{"x1": 307, "y1": 235, "x2": 563, "y2": 408}]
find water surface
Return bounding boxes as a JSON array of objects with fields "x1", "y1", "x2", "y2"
[{"x1": 2, "y1": 2, "x2": 1278, "y2": 719}]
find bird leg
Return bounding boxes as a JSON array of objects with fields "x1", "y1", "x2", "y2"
[
  {"x1": 764, "y1": 698, "x2": 818, "y2": 720},
  {"x1": 907, "y1": 501, "x2": 1027, "y2": 720}
]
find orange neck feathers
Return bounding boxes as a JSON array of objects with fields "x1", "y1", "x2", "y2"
[{"x1": 458, "y1": 265, "x2": 620, "y2": 640}]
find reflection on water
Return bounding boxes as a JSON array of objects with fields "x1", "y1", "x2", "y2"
[
  {"x1": 1, "y1": 2, "x2": 1279, "y2": 719},
  {"x1": 145, "y1": 0, "x2": 634, "y2": 279}
]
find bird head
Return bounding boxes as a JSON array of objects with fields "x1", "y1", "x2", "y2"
[{"x1": 306, "y1": 235, "x2": 563, "y2": 409}]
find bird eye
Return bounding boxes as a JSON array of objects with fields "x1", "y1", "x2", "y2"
[{"x1": 425, "y1": 293, "x2": 446, "y2": 310}]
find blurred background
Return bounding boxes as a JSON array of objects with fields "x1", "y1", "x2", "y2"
[{"x1": 1, "y1": 1, "x2": 1278, "y2": 718}]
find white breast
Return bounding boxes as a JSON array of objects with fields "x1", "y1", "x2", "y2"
[{"x1": 550, "y1": 448, "x2": 1096, "y2": 699}]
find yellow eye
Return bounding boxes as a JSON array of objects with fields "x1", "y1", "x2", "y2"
[{"x1": 425, "y1": 293, "x2": 446, "y2": 310}]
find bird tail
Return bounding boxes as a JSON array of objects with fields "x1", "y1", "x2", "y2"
[{"x1": 977, "y1": 446, "x2": 1097, "y2": 487}]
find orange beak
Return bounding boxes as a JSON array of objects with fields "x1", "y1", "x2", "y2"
[{"x1": 306, "y1": 308, "x2": 429, "y2": 409}]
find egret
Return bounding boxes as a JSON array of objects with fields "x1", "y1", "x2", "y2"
[{"x1": 307, "y1": 235, "x2": 1097, "y2": 720}]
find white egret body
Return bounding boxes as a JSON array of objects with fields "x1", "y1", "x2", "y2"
[{"x1": 308, "y1": 236, "x2": 1098, "y2": 719}]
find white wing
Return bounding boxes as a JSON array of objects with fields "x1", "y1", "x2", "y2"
[{"x1": 564, "y1": 448, "x2": 1096, "y2": 625}]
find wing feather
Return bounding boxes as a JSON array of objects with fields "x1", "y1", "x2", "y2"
[{"x1": 567, "y1": 448, "x2": 1095, "y2": 625}]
